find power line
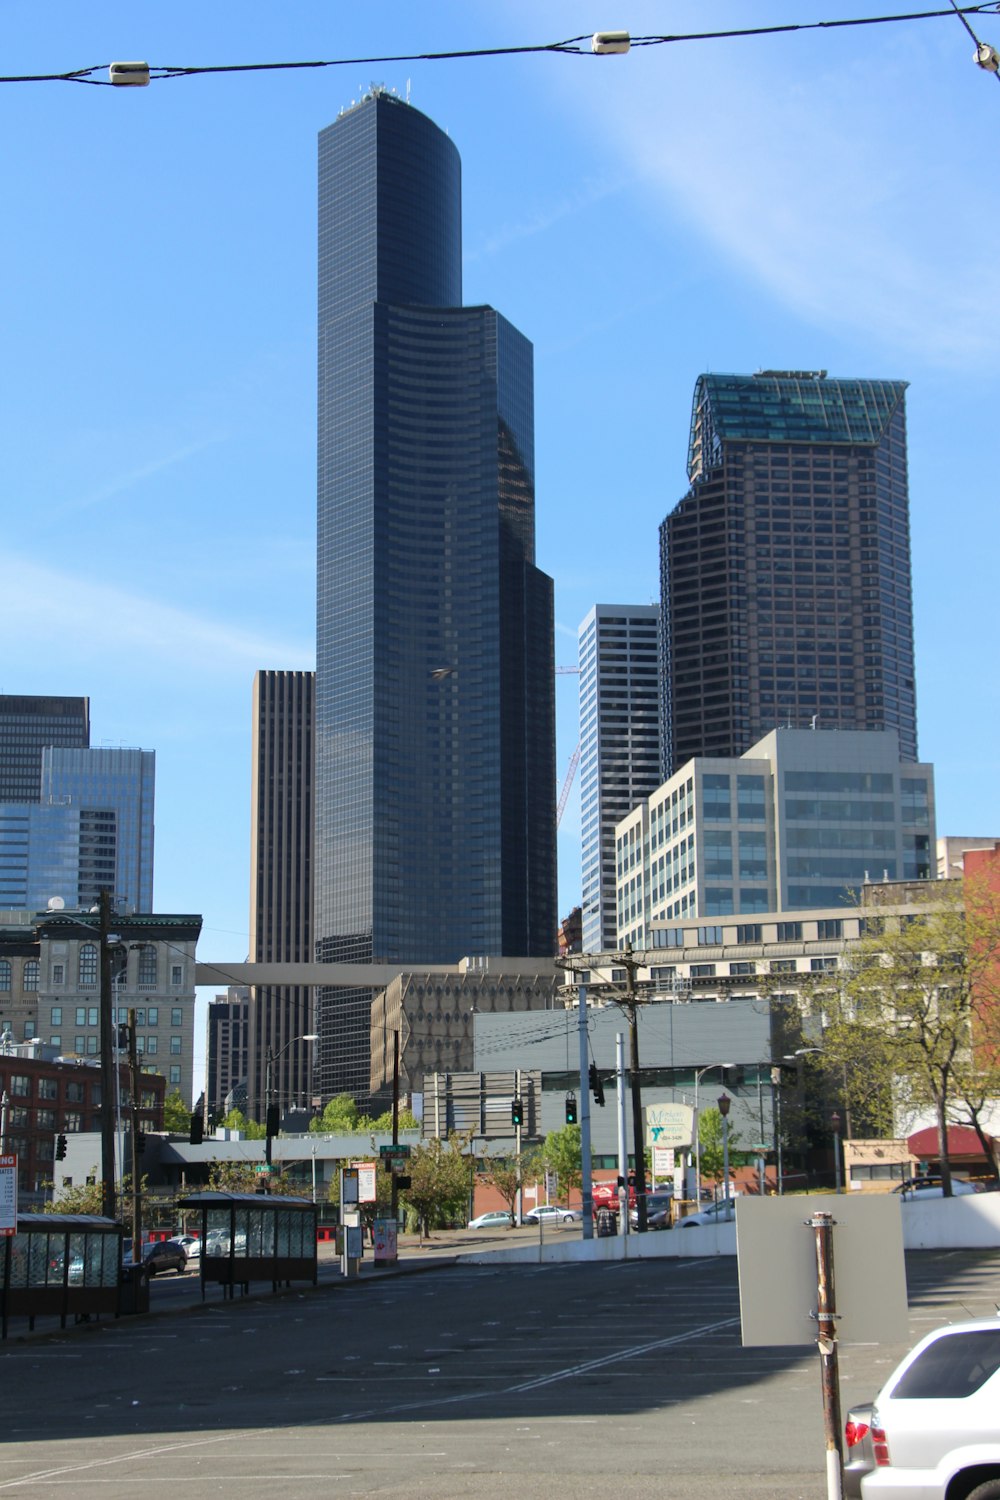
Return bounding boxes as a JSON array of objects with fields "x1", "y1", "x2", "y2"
[{"x1": 3, "y1": 9, "x2": 999, "y2": 87}]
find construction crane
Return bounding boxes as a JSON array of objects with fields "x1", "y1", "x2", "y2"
[{"x1": 555, "y1": 665, "x2": 582, "y2": 829}]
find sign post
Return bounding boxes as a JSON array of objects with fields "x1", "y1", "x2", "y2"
[{"x1": 0, "y1": 1155, "x2": 16, "y2": 1237}]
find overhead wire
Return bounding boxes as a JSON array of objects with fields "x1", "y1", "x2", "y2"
[{"x1": 2, "y1": 8, "x2": 999, "y2": 87}]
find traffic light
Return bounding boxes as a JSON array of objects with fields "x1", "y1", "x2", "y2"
[
  {"x1": 55, "y1": 1133, "x2": 67, "y2": 1161},
  {"x1": 394, "y1": 1174, "x2": 411, "y2": 1190},
  {"x1": 136, "y1": 1130, "x2": 147, "y2": 1155},
  {"x1": 265, "y1": 1103, "x2": 280, "y2": 1137},
  {"x1": 589, "y1": 1063, "x2": 606, "y2": 1107},
  {"x1": 511, "y1": 1097, "x2": 524, "y2": 1127},
  {"x1": 189, "y1": 1113, "x2": 204, "y2": 1145},
  {"x1": 565, "y1": 1093, "x2": 578, "y2": 1125}
]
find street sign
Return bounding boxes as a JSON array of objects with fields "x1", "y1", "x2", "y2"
[
  {"x1": 379, "y1": 1144, "x2": 411, "y2": 1158},
  {"x1": 0, "y1": 1154, "x2": 16, "y2": 1236},
  {"x1": 254, "y1": 1163, "x2": 275, "y2": 1174}
]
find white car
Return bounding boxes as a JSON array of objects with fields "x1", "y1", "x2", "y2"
[
  {"x1": 861, "y1": 1318, "x2": 1000, "y2": 1497},
  {"x1": 680, "y1": 1198, "x2": 738, "y2": 1227},
  {"x1": 892, "y1": 1177, "x2": 979, "y2": 1201},
  {"x1": 523, "y1": 1204, "x2": 582, "y2": 1225},
  {"x1": 467, "y1": 1211, "x2": 512, "y2": 1230},
  {"x1": 169, "y1": 1234, "x2": 202, "y2": 1260}
]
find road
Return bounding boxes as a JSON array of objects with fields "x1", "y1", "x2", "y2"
[{"x1": 2, "y1": 1247, "x2": 999, "y2": 1498}]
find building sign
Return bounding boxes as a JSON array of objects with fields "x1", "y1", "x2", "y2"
[
  {"x1": 0, "y1": 1155, "x2": 16, "y2": 1236},
  {"x1": 644, "y1": 1103, "x2": 694, "y2": 1151},
  {"x1": 351, "y1": 1161, "x2": 378, "y2": 1203}
]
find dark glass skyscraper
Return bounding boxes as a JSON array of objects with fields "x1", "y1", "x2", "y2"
[
  {"x1": 660, "y1": 372, "x2": 917, "y2": 775},
  {"x1": 315, "y1": 91, "x2": 556, "y2": 1100}
]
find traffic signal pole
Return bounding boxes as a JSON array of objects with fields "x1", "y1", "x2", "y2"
[
  {"x1": 98, "y1": 890, "x2": 117, "y2": 1222},
  {"x1": 578, "y1": 983, "x2": 593, "y2": 1239}
]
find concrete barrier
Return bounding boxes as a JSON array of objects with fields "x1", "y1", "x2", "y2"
[{"x1": 900, "y1": 1193, "x2": 1000, "y2": 1250}]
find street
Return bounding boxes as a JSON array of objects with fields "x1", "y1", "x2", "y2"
[{"x1": 2, "y1": 1247, "x2": 1000, "y2": 1498}]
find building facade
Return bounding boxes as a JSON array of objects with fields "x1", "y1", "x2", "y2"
[
  {"x1": 205, "y1": 987, "x2": 249, "y2": 1123},
  {"x1": 659, "y1": 372, "x2": 917, "y2": 775},
  {"x1": 578, "y1": 604, "x2": 662, "y2": 953},
  {"x1": 315, "y1": 89, "x2": 556, "y2": 1101},
  {"x1": 616, "y1": 728, "x2": 934, "y2": 946},
  {"x1": 0, "y1": 694, "x2": 90, "y2": 803},
  {"x1": 248, "y1": 670, "x2": 314, "y2": 1122},
  {"x1": 0, "y1": 747, "x2": 155, "y2": 913}
]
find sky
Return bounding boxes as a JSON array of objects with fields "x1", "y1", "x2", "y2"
[{"x1": 1, "y1": 3, "x2": 997, "y2": 1091}]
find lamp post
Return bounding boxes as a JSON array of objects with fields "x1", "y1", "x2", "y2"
[
  {"x1": 831, "y1": 1110, "x2": 843, "y2": 1193},
  {"x1": 693, "y1": 1062, "x2": 734, "y2": 1203},
  {"x1": 264, "y1": 1034, "x2": 318, "y2": 1171},
  {"x1": 718, "y1": 1092, "x2": 732, "y2": 1219}
]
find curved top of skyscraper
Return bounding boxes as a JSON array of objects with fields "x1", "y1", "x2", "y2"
[{"x1": 318, "y1": 88, "x2": 462, "y2": 326}]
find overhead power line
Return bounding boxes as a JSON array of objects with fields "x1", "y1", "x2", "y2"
[{"x1": 2, "y1": 8, "x2": 999, "y2": 87}]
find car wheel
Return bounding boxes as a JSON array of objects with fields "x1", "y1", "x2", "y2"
[
  {"x1": 562, "y1": 1214, "x2": 574, "y2": 1223},
  {"x1": 966, "y1": 1482, "x2": 1000, "y2": 1500}
]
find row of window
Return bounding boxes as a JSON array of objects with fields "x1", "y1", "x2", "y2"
[
  {"x1": 654, "y1": 918, "x2": 844, "y2": 947},
  {"x1": 53, "y1": 1034, "x2": 182, "y2": 1056},
  {"x1": 52, "y1": 1006, "x2": 185, "y2": 1028}
]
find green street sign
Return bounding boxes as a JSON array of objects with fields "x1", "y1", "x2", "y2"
[{"x1": 379, "y1": 1144, "x2": 411, "y2": 1158}]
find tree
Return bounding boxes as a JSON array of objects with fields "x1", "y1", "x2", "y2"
[
  {"x1": 401, "y1": 1133, "x2": 472, "y2": 1238},
  {"x1": 206, "y1": 1160, "x2": 311, "y2": 1197},
  {"x1": 820, "y1": 879, "x2": 1000, "y2": 1195},
  {"x1": 540, "y1": 1124, "x2": 583, "y2": 1203},
  {"x1": 162, "y1": 1088, "x2": 190, "y2": 1134},
  {"x1": 309, "y1": 1094, "x2": 360, "y2": 1133},
  {"x1": 45, "y1": 1176, "x2": 103, "y2": 1214},
  {"x1": 697, "y1": 1107, "x2": 741, "y2": 1185},
  {"x1": 481, "y1": 1146, "x2": 541, "y2": 1224},
  {"x1": 220, "y1": 1107, "x2": 266, "y2": 1140}
]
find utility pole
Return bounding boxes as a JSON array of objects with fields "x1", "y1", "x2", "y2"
[
  {"x1": 578, "y1": 984, "x2": 593, "y2": 1239},
  {"x1": 0, "y1": 1089, "x2": 8, "y2": 1154},
  {"x1": 98, "y1": 890, "x2": 117, "y2": 1221},
  {"x1": 616, "y1": 1032, "x2": 629, "y2": 1235},
  {"x1": 127, "y1": 1008, "x2": 142, "y2": 1257},
  {"x1": 618, "y1": 946, "x2": 650, "y2": 1232},
  {"x1": 390, "y1": 1029, "x2": 400, "y2": 1223},
  {"x1": 810, "y1": 1209, "x2": 844, "y2": 1500},
  {"x1": 514, "y1": 1066, "x2": 523, "y2": 1226}
]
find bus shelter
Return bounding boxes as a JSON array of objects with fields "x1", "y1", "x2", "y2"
[
  {"x1": 1, "y1": 1214, "x2": 122, "y2": 1339},
  {"x1": 178, "y1": 1192, "x2": 318, "y2": 1298}
]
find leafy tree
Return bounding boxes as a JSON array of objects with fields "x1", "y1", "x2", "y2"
[
  {"x1": 206, "y1": 1160, "x2": 311, "y2": 1197},
  {"x1": 401, "y1": 1133, "x2": 473, "y2": 1238},
  {"x1": 820, "y1": 879, "x2": 1000, "y2": 1195},
  {"x1": 697, "y1": 1106, "x2": 742, "y2": 1184},
  {"x1": 368, "y1": 1106, "x2": 419, "y2": 1133},
  {"x1": 309, "y1": 1094, "x2": 360, "y2": 1134},
  {"x1": 44, "y1": 1176, "x2": 103, "y2": 1214},
  {"x1": 540, "y1": 1124, "x2": 583, "y2": 1202},
  {"x1": 480, "y1": 1147, "x2": 541, "y2": 1224},
  {"x1": 162, "y1": 1088, "x2": 191, "y2": 1134},
  {"x1": 219, "y1": 1107, "x2": 266, "y2": 1140}
]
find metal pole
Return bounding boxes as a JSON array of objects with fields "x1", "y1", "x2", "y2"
[
  {"x1": 772, "y1": 1066, "x2": 784, "y2": 1195},
  {"x1": 98, "y1": 890, "x2": 116, "y2": 1221},
  {"x1": 721, "y1": 1100, "x2": 731, "y2": 1218},
  {"x1": 578, "y1": 983, "x2": 593, "y2": 1239},
  {"x1": 623, "y1": 954, "x2": 649, "y2": 1232},
  {"x1": 694, "y1": 1073, "x2": 702, "y2": 1203},
  {"x1": 127, "y1": 1008, "x2": 142, "y2": 1257},
  {"x1": 391, "y1": 1030, "x2": 400, "y2": 1223},
  {"x1": 810, "y1": 1210, "x2": 844, "y2": 1500},
  {"x1": 264, "y1": 1045, "x2": 274, "y2": 1168},
  {"x1": 616, "y1": 1032, "x2": 629, "y2": 1236},
  {"x1": 832, "y1": 1114, "x2": 843, "y2": 1193},
  {"x1": 0, "y1": 1090, "x2": 7, "y2": 1155},
  {"x1": 514, "y1": 1066, "x2": 522, "y2": 1227}
]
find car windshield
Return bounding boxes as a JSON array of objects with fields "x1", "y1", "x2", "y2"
[{"x1": 891, "y1": 1330, "x2": 1000, "y2": 1399}]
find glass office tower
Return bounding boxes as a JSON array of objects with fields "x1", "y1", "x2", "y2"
[
  {"x1": 660, "y1": 372, "x2": 917, "y2": 776},
  {"x1": 0, "y1": 695, "x2": 89, "y2": 803},
  {"x1": 315, "y1": 90, "x2": 556, "y2": 1100}
]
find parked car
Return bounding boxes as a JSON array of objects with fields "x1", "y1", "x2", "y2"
[
  {"x1": 523, "y1": 1205, "x2": 582, "y2": 1225},
  {"x1": 860, "y1": 1318, "x2": 1000, "y2": 1496},
  {"x1": 142, "y1": 1240, "x2": 188, "y2": 1275},
  {"x1": 679, "y1": 1199, "x2": 737, "y2": 1228},
  {"x1": 467, "y1": 1211, "x2": 513, "y2": 1230},
  {"x1": 629, "y1": 1192, "x2": 674, "y2": 1230},
  {"x1": 844, "y1": 1402, "x2": 875, "y2": 1499},
  {"x1": 169, "y1": 1234, "x2": 202, "y2": 1259}
]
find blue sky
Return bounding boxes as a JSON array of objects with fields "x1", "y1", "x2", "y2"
[{"x1": 1, "y1": 3, "x2": 997, "y2": 1084}]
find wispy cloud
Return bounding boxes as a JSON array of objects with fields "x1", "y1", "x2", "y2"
[
  {"x1": 50, "y1": 435, "x2": 228, "y2": 518},
  {"x1": 1, "y1": 557, "x2": 312, "y2": 675},
  {"x1": 465, "y1": 176, "x2": 622, "y2": 263}
]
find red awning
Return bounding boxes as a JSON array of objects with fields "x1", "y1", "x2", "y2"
[{"x1": 907, "y1": 1125, "x2": 991, "y2": 1159}]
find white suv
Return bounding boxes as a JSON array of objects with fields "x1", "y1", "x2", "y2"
[{"x1": 862, "y1": 1319, "x2": 1000, "y2": 1498}]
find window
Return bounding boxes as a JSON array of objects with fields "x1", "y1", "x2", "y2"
[
  {"x1": 51, "y1": 963, "x2": 64, "y2": 986},
  {"x1": 74, "y1": 1037, "x2": 85, "y2": 1054},
  {"x1": 65, "y1": 1081, "x2": 84, "y2": 1103},
  {"x1": 170, "y1": 1036, "x2": 182, "y2": 1055},
  {"x1": 776, "y1": 922, "x2": 803, "y2": 942},
  {"x1": 770, "y1": 959, "x2": 797, "y2": 973},
  {"x1": 138, "y1": 946, "x2": 157, "y2": 988},
  {"x1": 0, "y1": 960, "x2": 10, "y2": 992},
  {"x1": 38, "y1": 1078, "x2": 57, "y2": 1100},
  {"x1": 811, "y1": 957, "x2": 837, "y2": 973},
  {"x1": 86, "y1": 1036, "x2": 98, "y2": 1055},
  {"x1": 653, "y1": 928, "x2": 685, "y2": 949},
  {"x1": 146, "y1": 1036, "x2": 158, "y2": 1054},
  {"x1": 147, "y1": 1007, "x2": 158, "y2": 1026},
  {"x1": 729, "y1": 962, "x2": 755, "y2": 976},
  {"x1": 51, "y1": 1006, "x2": 62, "y2": 1026},
  {"x1": 135, "y1": 1009, "x2": 145, "y2": 1027},
  {"x1": 9, "y1": 1075, "x2": 29, "y2": 1096},
  {"x1": 698, "y1": 926, "x2": 723, "y2": 946},
  {"x1": 49, "y1": 1036, "x2": 61, "y2": 1050},
  {"x1": 891, "y1": 1330, "x2": 1000, "y2": 1399},
  {"x1": 23, "y1": 959, "x2": 39, "y2": 991},
  {"x1": 690, "y1": 963, "x2": 716, "y2": 978},
  {"x1": 24, "y1": 1020, "x2": 35, "y2": 1039},
  {"x1": 78, "y1": 944, "x2": 98, "y2": 988},
  {"x1": 37, "y1": 1108, "x2": 55, "y2": 1130},
  {"x1": 702, "y1": 773, "x2": 731, "y2": 821},
  {"x1": 64, "y1": 1111, "x2": 82, "y2": 1133},
  {"x1": 816, "y1": 919, "x2": 843, "y2": 940},
  {"x1": 171, "y1": 965, "x2": 183, "y2": 986},
  {"x1": 736, "y1": 924, "x2": 762, "y2": 944},
  {"x1": 171, "y1": 1008, "x2": 183, "y2": 1027},
  {"x1": 88, "y1": 1007, "x2": 98, "y2": 1027},
  {"x1": 169, "y1": 1065, "x2": 181, "y2": 1085},
  {"x1": 75, "y1": 1007, "x2": 86, "y2": 1026}
]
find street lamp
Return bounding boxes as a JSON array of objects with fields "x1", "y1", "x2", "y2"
[
  {"x1": 718, "y1": 1092, "x2": 732, "y2": 1219},
  {"x1": 693, "y1": 1062, "x2": 734, "y2": 1202},
  {"x1": 264, "y1": 1034, "x2": 318, "y2": 1170},
  {"x1": 831, "y1": 1110, "x2": 843, "y2": 1193}
]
